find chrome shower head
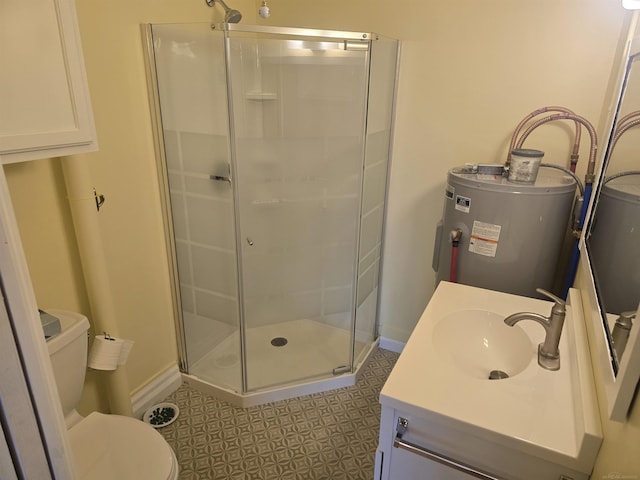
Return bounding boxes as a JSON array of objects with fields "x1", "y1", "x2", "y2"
[{"x1": 207, "y1": 0, "x2": 242, "y2": 23}]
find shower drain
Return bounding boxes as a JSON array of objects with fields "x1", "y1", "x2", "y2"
[{"x1": 271, "y1": 337, "x2": 288, "y2": 347}]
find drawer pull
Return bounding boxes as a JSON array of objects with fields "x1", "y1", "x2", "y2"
[{"x1": 394, "y1": 417, "x2": 504, "y2": 480}]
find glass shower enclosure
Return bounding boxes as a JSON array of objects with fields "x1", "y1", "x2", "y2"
[{"x1": 145, "y1": 23, "x2": 398, "y2": 405}]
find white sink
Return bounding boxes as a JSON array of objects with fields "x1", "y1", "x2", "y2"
[
  {"x1": 432, "y1": 309, "x2": 533, "y2": 379},
  {"x1": 379, "y1": 281, "x2": 602, "y2": 479}
]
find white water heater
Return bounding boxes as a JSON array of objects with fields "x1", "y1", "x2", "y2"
[
  {"x1": 433, "y1": 165, "x2": 577, "y2": 298},
  {"x1": 588, "y1": 174, "x2": 640, "y2": 314}
]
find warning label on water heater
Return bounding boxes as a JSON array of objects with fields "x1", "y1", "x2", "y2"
[{"x1": 469, "y1": 221, "x2": 501, "y2": 257}]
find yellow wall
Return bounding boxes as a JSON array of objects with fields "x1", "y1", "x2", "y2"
[{"x1": 3, "y1": 0, "x2": 639, "y2": 475}]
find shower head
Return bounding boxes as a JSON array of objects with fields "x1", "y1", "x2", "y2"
[{"x1": 206, "y1": 0, "x2": 242, "y2": 23}]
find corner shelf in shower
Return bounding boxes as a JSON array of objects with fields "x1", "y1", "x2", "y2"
[{"x1": 246, "y1": 92, "x2": 278, "y2": 101}]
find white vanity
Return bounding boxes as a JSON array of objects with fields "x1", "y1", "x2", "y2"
[{"x1": 375, "y1": 281, "x2": 602, "y2": 480}]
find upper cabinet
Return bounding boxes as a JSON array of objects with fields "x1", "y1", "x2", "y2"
[{"x1": 0, "y1": 0, "x2": 97, "y2": 164}]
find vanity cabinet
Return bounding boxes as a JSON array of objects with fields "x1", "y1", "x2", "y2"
[
  {"x1": 375, "y1": 282, "x2": 601, "y2": 480},
  {"x1": 377, "y1": 407, "x2": 480, "y2": 479},
  {"x1": 376, "y1": 405, "x2": 586, "y2": 480},
  {"x1": 0, "y1": 0, "x2": 97, "y2": 163}
]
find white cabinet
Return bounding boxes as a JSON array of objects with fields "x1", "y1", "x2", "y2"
[
  {"x1": 0, "y1": 0, "x2": 97, "y2": 163},
  {"x1": 376, "y1": 403, "x2": 589, "y2": 480},
  {"x1": 377, "y1": 406, "x2": 501, "y2": 480},
  {"x1": 375, "y1": 283, "x2": 600, "y2": 480}
]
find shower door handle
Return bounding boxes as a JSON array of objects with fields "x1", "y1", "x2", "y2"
[
  {"x1": 210, "y1": 164, "x2": 232, "y2": 185},
  {"x1": 210, "y1": 174, "x2": 231, "y2": 184}
]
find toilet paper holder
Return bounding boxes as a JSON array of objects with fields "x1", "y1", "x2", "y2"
[{"x1": 88, "y1": 332, "x2": 135, "y2": 370}]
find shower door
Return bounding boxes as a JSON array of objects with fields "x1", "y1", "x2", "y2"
[{"x1": 225, "y1": 28, "x2": 371, "y2": 391}]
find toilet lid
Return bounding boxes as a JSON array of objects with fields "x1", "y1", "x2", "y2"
[{"x1": 68, "y1": 412, "x2": 177, "y2": 480}]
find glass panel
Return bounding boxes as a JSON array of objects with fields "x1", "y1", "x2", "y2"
[
  {"x1": 151, "y1": 24, "x2": 242, "y2": 393},
  {"x1": 354, "y1": 36, "x2": 398, "y2": 365},
  {"x1": 227, "y1": 32, "x2": 370, "y2": 391}
]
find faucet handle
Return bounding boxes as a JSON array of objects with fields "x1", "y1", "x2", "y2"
[
  {"x1": 616, "y1": 311, "x2": 636, "y2": 329},
  {"x1": 535, "y1": 288, "x2": 566, "y2": 312}
]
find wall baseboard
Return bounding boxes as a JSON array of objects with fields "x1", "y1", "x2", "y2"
[
  {"x1": 379, "y1": 336, "x2": 405, "y2": 353},
  {"x1": 131, "y1": 364, "x2": 182, "y2": 419}
]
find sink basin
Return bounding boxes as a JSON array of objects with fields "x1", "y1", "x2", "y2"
[{"x1": 432, "y1": 309, "x2": 534, "y2": 379}]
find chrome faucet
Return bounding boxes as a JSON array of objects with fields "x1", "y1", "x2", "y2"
[{"x1": 504, "y1": 288, "x2": 566, "y2": 371}]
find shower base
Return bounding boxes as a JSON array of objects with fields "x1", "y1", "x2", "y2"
[{"x1": 183, "y1": 318, "x2": 377, "y2": 407}]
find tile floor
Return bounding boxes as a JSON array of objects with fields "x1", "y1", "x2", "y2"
[{"x1": 158, "y1": 347, "x2": 399, "y2": 480}]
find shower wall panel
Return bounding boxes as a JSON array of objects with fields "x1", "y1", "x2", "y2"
[
  {"x1": 354, "y1": 37, "x2": 398, "y2": 359},
  {"x1": 229, "y1": 36, "x2": 368, "y2": 334},
  {"x1": 152, "y1": 25, "x2": 241, "y2": 385}
]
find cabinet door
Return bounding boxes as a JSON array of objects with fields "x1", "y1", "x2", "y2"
[
  {"x1": 378, "y1": 410, "x2": 505, "y2": 480},
  {"x1": 0, "y1": 0, "x2": 97, "y2": 163},
  {"x1": 380, "y1": 411, "x2": 587, "y2": 480}
]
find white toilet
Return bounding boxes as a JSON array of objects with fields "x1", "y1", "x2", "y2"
[{"x1": 46, "y1": 310, "x2": 179, "y2": 480}]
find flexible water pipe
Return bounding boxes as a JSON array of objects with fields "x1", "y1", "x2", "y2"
[
  {"x1": 507, "y1": 106, "x2": 582, "y2": 172},
  {"x1": 513, "y1": 112, "x2": 598, "y2": 298},
  {"x1": 611, "y1": 112, "x2": 640, "y2": 151},
  {"x1": 449, "y1": 229, "x2": 462, "y2": 283},
  {"x1": 604, "y1": 170, "x2": 640, "y2": 183},
  {"x1": 540, "y1": 163, "x2": 584, "y2": 196},
  {"x1": 61, "y1": 156, "x2": 133, "y2": 416},
  {"x1": 540, "y1": 163, "x2": 585, "y2": 232},
  {"x1": 608, "y1": 113, "x2": 640, "y2": 184},
  {"x1": 515, "y1": 112, "x2": 598, "y2": 183},
  {"x1": 616, "y1": 110, "x2": 640, "y2": 128}
]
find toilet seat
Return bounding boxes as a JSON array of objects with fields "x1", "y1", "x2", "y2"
[{"x1": 68, "y1": 412, "x2": 178, "y2": 480}]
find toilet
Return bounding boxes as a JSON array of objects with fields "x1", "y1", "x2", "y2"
[{"x1": 46, "y1": 310, "x2": 179, "y2": 480}]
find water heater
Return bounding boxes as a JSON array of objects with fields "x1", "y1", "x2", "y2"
[
  {"x1": 588, "y1": 174, "x2": 640, "y2": 314},
  {"x1": 433, "y1": 165, "x2": 577, "y2": 298}
]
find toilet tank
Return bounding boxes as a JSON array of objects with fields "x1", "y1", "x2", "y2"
[{"x1": 45, "y1": 310, "x2": 90, "y2": 423}]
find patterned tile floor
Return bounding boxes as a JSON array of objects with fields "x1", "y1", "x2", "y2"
[{"x1": 158, "y1": 347, "x2": 399, "y2": 480}]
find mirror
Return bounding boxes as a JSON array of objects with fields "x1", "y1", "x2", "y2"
[
  {"x1": 588, "y1": 40, "x2": 640, "y2": 369},
  {"x1": 582, "y1": 30, "x2": 640, "y2": 422}
]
